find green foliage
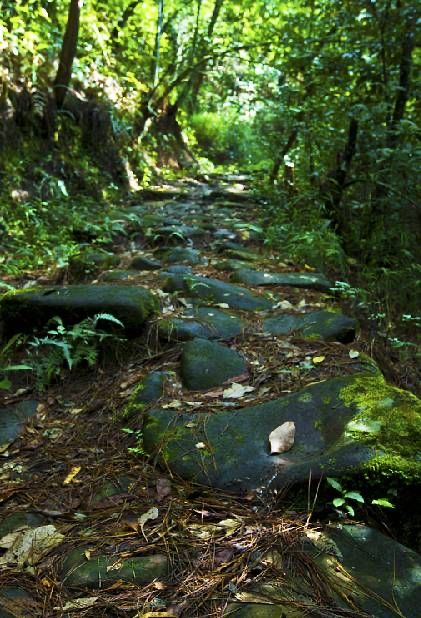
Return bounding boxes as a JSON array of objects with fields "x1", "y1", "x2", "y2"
[
  {"x1": 0, "y1": 334, "x2": 31, "y2": 391},
  {"x1": 326, "y1": 477, "x2": 395, "y2": 518},
  {"x1": 262, "y1": 196, "x2": 347, "y2": 272},
  {"x1": 26, "y1": 314, "x2": 125, "y2": 391},
  {"x1": 121, "y1": 427, "x2": 145, "y2": 456},
  {"x1": 190, "y1": 112, "x2": 256, "y2": 164}
]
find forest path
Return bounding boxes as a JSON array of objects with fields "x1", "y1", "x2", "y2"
[{"x1": 0, "y1": 175, "x2": 420, "y2": 617}]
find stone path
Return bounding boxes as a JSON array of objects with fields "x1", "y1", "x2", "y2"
[{"x1": 0, "y1": 176, "x2": 420, "y2": 617}]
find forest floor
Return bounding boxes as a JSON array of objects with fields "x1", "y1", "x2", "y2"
[{"x1": 0, "y1": 174, "x2": 420, "y2": 618}]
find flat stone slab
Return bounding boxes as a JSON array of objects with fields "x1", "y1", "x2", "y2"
[
  {"x1": 0, "y1": 400, "x2": 38, "y2": 453},
  {"x1": 181, "y1": 338, "x2": 247, "y2": 390},
  {"x1": 161, "y1": 273, "x2": 272, "y2": 311},
  {"x1": 61, "y1": 549, "x2": 168, "y2": 588},
  {"x1": 214, "y1": 259, "x2": 252, "y2": 272},
  {"x1": 223, "y1": 248, "x2": 262, "y2": 262},
  {"x1": 161, "y1": 247, "x2": 205, "y2": 265},
  {"x1": 130, "y1": 255, "x2": 162, "y2": 270},
  {"x1": 158, "y1": 307, "x2": 244, "y2": 341},
  {"x1": 264, "y1": 310, "x2": 356, "y2": 343},
  {"x1": 231, "y1": 269, "x2": 332, "y2": 291},
  {"x1": 313, "y1": 525, "x2": 421, "y2": 618},
  {"x1": 0, "y1": 285, "x2": 158, "y2": 336},
  {"x1": 143, "y1": 373, "x2": 421, "y2": 492}
]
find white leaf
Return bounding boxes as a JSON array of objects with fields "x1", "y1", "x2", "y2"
[
  {"x1": 349, "y1": 349, "x2": 360, "y2": 359},
  {"x1": 223, "y1": 383, "x2": 255, "y2": 399},
  {"x1": 269, "y1": 422, "x2": 296, "y2": 454},
  {"x1": 0, "y1": 525, "x2": 64, "y2": 568},
  {"x1": 61, "y1": 597, "x2": 98, "y2": 611},
  {"x1": 138, "y1": 507, "x2": 159, "y2": 540}
]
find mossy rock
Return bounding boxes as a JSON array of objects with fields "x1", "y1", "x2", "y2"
[
  {"x1": 100, "y1": 269, "x2": 137, "y2": 281},
  {"x1": 68, "y1": 249, "x2": 120, "y2": 281},
  {"x1": 223, "y1": 248, "x2": 262, "y2": 262},
  {"x1": 158, "y1": 307, "x2": 244, "y2": 342},
  {"x1": 0, "y1": 587, "x2": 34, "y2": 618},
  {"x1": 312, "y1": 525, "x2": 421, "y2": 618},
  {"x1": 61, "y1": 548, "x2": 168, "y2": 588},
  {"x1": 0, "y1": 285, "x2": 158, "y2": 336},
  {"x1": 143, "y1": 373, "x2": 421, "y2": 492},
  {"x1": 161, "y1": 273, "x2": 272, "y2": 311},
  {"x1": 214, "y1": 259, "x2": 252, "y2": 272},
  {"x1": 161, "y1": 247, "x2": 205, "y2": 265},
  {"x1": 123, "y1": 371, "x2": 171, "y2": 418},
  {"x1": 181, "y1": 338, "x2": 247, "y2": 390},
  {"x1": 231, "y1": 270, "x2": 332, "y2": 292},
  {"x1": 90, "y1": 475, "x2": 134, "y2": 504},
  {"x1": 0, "y1": 400, "x2": 38, "y2": 453},
  {"x1": 130, "y1": 255, "x2": 162, "y2": 270},
  {"x1": 0, "y1": 511, "x2": 46, "y2": 538},
  {"x1": 263, "y1": 310, "x2": 356, "y2": 343}
]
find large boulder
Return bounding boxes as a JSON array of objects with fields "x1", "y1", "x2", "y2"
[
  {"x1": 143, "y1": 373, "x2": 421, "y2": 492},
  {"x1": 231, "y1": 269, "x2": 332, "y2": 292},
  {"x1": 181, "y1": 338, "x2": 247, "y2": 390},
  {"x1": 264, "y1": 310, "x2": 356, "y2": 343},
  {"x1": 161, "y1": 273, "x2": 272, "y2": 311},
  {"x1": 0, "y1": 285, "x2": 158, "y2": 336}
]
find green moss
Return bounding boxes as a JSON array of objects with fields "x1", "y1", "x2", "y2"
[
  {"x1": 339, "y1": 374, "x2": 421, "y2": 482},
  {"x1": 298, "y1": 392, "x2": 313, "y2": 403}
]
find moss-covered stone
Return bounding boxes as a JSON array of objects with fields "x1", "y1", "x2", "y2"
[
  {"x1": 313, "y1": 525, "x2": 421, "y2": 618},
  {"x1": 130, "y1": 255, "x2": 162, "y2": 270},
  {"x1": 90, "y1": 475, "x2": 134, "y2": 504},
  {"x1": 0, "y1": 511, "x2": 46, "y2": 538},
  {"x1": 161, "y1": 247, "x2": 205, "y2": 265},
  {"x1": 61, "y1": 548, "x2": 168, "y2": 588},
  {"x1": 158, "y1": 307, "x2": 244, "y2": 342},
  {"x1": 214, "y1": 259, "x2": 252, "y2": 272},
  {"x1": 231, "y1": 269, "x2": 332, "y2": 292},
  {"x1": 223, "y1": 248, "x2": 262, "y2": 262},
  {"x1": 181, "y1": 338, "x2": 247, "y2": 390},
  {"x1": 143, "y1": 373, "x2": 421, "y2": 492},
  {"x1": 68, "y1": 249, "x2": 120, "y2": 281},
  {"x1": 263, "y1": 310, "x2": 356, "y2": 343},
  {"x1": 0, "y1": 400, "x2": 38, "y2": 453},
  {"x1": 0, "y1": 284, "x2": 158, "y2": 336},
  {"x1": 123, "y1": 371, "x2": 170, "y2": 418},
  {"x1": 161, "y1": 273, "x2": 272, "y2": 311},
  {"x1": 0, "y1": 587, "x2": 34, "y2": 618}
]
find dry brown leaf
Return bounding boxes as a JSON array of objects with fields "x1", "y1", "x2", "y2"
[
  {"x1": 269, "y1": 421, "x2": 296, "y2": 454},
  {"x1": 156, "y1": 477, "x2": 172, "y2": 502}
]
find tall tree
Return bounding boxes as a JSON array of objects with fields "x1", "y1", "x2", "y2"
[{"x1": 54, "y1": 0, "x2": 81, "y2": 108}]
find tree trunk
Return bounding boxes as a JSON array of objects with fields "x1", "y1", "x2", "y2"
[
  {"x1": 386, "y1": 6, "x2": 416, "y2": 149},
  {"x1": 53, "y1": 0, "x2": 81, "y2": 109}
]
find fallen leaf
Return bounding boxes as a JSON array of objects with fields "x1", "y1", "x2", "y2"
[
  {"x1": 223, "y1": 383, "x2": 255, "y2": 399},
  {"x1": 214, "y1": 548, "x2": 234, "y2": 565},
  {"x1": 0, "y1": 525, "x2": 64, "y2": 568},
  {"x1": 195, "y1": 442, "x2": 207, "y2": 449},
  {"x1": 156, "y1": 477, "x2": 172, "y2": 502},
  {"x1": 138, "y1": 507, "x2": 159, "y2": 540},
  {"x1": 61, "y1": 597, "x2": 98, "y2": 611},
  {"x1": 349, "y1": 349, "x2": 360, "y2": 359},
  {"x1": 269, "y1": 422, "x2": 296, "y2": 455},
  {"x1": 121, "y1": 510, "x2": 139, "y2": 532},
  {"x1": 312, "y1": 356, "x2": 326, "y2": 364},
  {"x1": 63, "y1": 466, "x2": 81, "y2": 485}
]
